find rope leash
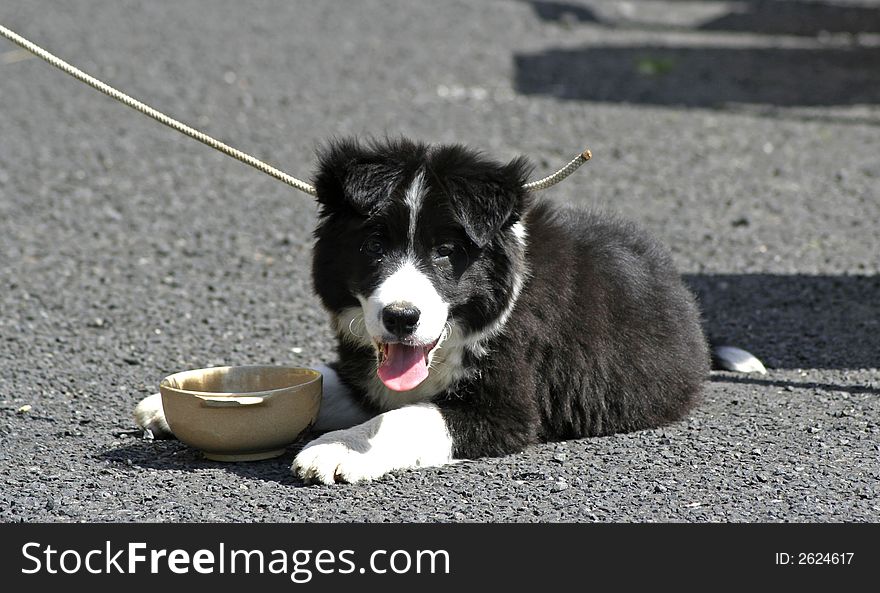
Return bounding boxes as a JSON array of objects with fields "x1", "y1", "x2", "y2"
[
  {"x1": 0, "y1": 23, "x2": 590, "y2": 195},
  {"x1": 522, "y1": 149, "x2": 592, "y2": 192},
  {"x1": 0, "y1": 24, "x2": 318, "y2": 196}
]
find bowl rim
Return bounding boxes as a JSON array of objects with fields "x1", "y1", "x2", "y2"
[{"x1": 159, "y1": 365, "x2": 322, "y2": 398}]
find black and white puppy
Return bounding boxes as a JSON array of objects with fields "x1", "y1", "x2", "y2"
[{"x1": 134, "y1": 138, "x2": 710, "y2": 484}]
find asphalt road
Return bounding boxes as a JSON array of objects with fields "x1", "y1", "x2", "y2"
[{"x1": 1, "y1": 0, "x2": 878, "y2": 522}]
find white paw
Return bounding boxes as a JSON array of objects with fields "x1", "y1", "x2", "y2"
[
  {"x1": 292, "y1": 404, "x2": 453, "y2": 485},
  {"x1": 132, "y1": 392, "x2": 174, "y2": 438},
  {"x1": 293, "y1": 433, "x2": 382, "y2": 485}
]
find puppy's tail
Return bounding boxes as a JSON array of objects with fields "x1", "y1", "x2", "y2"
[{"x1": 710, "y1": 343, "x2": 767, "y2": 374}]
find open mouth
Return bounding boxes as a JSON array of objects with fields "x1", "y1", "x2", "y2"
[{"x1": 375, "y1": 338, "x2": 441, "y2": 392}]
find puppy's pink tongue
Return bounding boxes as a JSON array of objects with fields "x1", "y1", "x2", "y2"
[{"x1": 378, "y1": 343, "x2": 428, "y2": 391}]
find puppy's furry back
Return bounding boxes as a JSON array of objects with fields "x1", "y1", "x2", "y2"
[{"x1": 437, "y1": 202, "x2": 710, "y2": 457}]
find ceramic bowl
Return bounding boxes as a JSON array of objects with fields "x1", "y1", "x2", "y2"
[{"x1": 159, "y1": 365, "x2": 322, "y2": 461}]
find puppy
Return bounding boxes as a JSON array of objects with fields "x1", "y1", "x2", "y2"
[{"x1": 135, "y1": 138, "x2": 710, "y2": 484}]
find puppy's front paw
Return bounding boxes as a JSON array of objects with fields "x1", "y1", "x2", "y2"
[
  {"x1": 133, "y1": 393, "x2": 174, "y2": 438},
  {"x1": 291, "y1": 405, "x2": 454, "y2": 485},
  {"x1": 292, "y1": 429, "x2": 381, "y2": 485}
]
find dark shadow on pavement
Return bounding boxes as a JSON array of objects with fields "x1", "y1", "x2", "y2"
[
  {"x1": 524, "y1": 0, "x2": 598, "y2": 23},
  {"x1": 522, "y1": 0, "x2": 880, "y2": 36},
  {"x1": 687, "y1": 274, "x2": 880, "y2": 370},
  {"x1": 709, "y1": 373, "x2": 879, "y2": 395},
  {"x1": 700, "y1": 0, "x2": 880, "y2": 36},
  {"x1": 99, "y1": 439, "x2": 313, "y2": 485},
  {"x1": 514, "y1": 44, "x2": 880, "y2": 108}
]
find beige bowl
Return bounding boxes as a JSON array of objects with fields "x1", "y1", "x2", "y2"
[{"x1": 159, "y1": 365, "x2": 322, "y2": 462}]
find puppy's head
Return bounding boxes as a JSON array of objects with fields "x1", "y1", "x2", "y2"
[{"x1": 311, "y1": 138, "x2": 531, "y2": 392}]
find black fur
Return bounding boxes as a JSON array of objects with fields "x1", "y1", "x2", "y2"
[{"x1": 311, "y1": 138, "x2": 710, "y2": 459}]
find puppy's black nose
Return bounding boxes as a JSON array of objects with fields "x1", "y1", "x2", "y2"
[{"x1": 382, "y1": 304, "x2": 420, "y2": 338}]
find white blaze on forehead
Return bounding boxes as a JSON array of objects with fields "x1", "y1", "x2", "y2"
[
  {"x1": 404, "y1": 169, "x2": 426, "y2": 242},
  {"x1": 360, "y1": 259, "x2": 449, "y2": 344}
]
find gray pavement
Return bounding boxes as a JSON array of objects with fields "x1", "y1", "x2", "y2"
[{"x1": 0, "y1": 0, "x2": 878, "y2": 522}]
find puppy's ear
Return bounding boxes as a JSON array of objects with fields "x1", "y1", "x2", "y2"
[
  {"x1": 445, "y1": 155, "x2": 533, "y2": 248},
  {"x1": 312, "y1": 139, "x2": 398, "y2": 217}
]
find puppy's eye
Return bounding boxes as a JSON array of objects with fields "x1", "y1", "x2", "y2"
[
  {"x1": 434, "y1": 244, "x2": 455, "y2": 259},
  {"x1": 363, "y1": 238, "x2": 384, "y2": 256}
]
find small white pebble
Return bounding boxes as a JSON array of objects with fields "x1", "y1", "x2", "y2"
[{"x1": 17, "y1": 404, "x2": 32, "y2": 414}]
